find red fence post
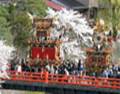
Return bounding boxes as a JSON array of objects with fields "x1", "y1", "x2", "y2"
[
  {"x1": 45, "y1": 71, "x2": 49, "y2": 83},
  {"x1": 95, "y1": 78, "x2": 99, "y2": 88}
]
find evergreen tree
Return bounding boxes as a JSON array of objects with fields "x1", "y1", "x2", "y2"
[
  {"x1": 0, "y1": 6, "x2": 13, "y2": 45},
  {"x1": 11, "y1": 0, "x2": 47, "y2": 17},
  {"x1": 8, "y1": 0, "x2": 47, "y2": 57}
]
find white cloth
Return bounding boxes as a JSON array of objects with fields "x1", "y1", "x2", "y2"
[{"x1": 17, "y1": 65, "x2": 22, "y2": 72}]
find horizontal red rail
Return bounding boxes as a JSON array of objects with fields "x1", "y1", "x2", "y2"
[
  {"x1": 2, "y1": 71, "x2": 120, "y2": 90},
  {"x1": 45, "y1": 0, "x2": 63, "y2": 11}
]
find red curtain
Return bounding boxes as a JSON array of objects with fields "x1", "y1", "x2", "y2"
[
  {"x1": 31, "y1": 47, "x2": 56, "y2": 60},
  {"x1": 45, "y1": 48, "x2": 55, "y2": 60}
]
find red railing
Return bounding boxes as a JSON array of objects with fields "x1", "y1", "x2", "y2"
[{"x1": 2, "y1": 71, "x2": 120, "y2": 90}]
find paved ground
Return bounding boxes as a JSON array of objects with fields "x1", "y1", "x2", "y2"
[{"x1": 0, "y1": 89, "x2": 45, "y2": 94}]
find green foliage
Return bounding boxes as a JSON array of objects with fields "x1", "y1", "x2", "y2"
[
  {"x1": 0, "y1": 0, "x2": 47, "y2": 56},
  {"x1": 10, "y1": 11, "x2": 32, "y2": 36},
  {"x1": 110, "y1": 0, "x2": 120, "y2": 6},
  {"x1": 9, "y1": 0, "x2": 47, "y2": 47},
  {"x1": 0, "y1": 6, "x2": 13, "y2": 45},
  {"x1": 0, "y1": 6, "x2": 9, "y2": 17},
  {"x1": 26, "y1": 0, "x2": 47, "y2": 16},
  {"x1": 13, "y1": 0, "x2": 47, "y2": 17},
  {"x1": 10, "y1": 11, "x2": 33, "y2": 57},
  {"x1": 97, "y1": 0, "x2": 120, "y2": 30}
]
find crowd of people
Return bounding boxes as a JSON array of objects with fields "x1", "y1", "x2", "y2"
[
  {"x1": 10, "y1": 57, "x2": 84, "y2": 76},
  {"x1": 9, "y1": 18, "x2": 120, "y2": 79},
  {"x1": 10, "y1": 56, "x2": 120, "y2": 79}
]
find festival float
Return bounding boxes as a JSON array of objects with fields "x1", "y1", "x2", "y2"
[
  {"x1": 29, "y1": 18, "x2": 60, "y2": 66},
  {"x1": 0, "y1": 8, "x2": 120, "y2": 94},
  {"x1": 26, "y1": 8, "x2": 93, "y2": 67},
  {"x1": 85, "y1": 19, "x2": 112, "y2": 76}
]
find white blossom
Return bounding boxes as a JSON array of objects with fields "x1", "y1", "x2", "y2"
[
  {"x1": 0, "y1": 40, "x2": 15, "y2": 79},
  {"x1": 46, "y1": 8, "x2": 94, "y2": 63}
]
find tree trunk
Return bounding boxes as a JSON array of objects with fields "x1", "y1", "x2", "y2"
[{"x1": 112, "y1": 26, "x2": 118, "y2": 41}]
